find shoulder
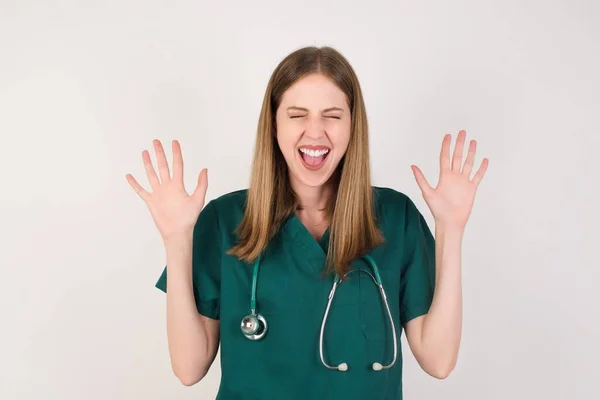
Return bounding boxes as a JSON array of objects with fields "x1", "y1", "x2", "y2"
[
  {"x1": 373, "y1": 186, "x2": 407, "y2": 205},
  {"x1": 210, "y1": 188, "x2": 248, "y2": 212},
  {"x1": 372, "y1": 186, "x2": 427, "y2": 232},
  {"x1": 201, "y1": 188, "x2": 248, "y2": 234},
  {"x1": 373, "y1": 186, "x2": 418, "y2": 215}
]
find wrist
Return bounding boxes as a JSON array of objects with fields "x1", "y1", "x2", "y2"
[
  {"x1": 434, "y1": 220, "x2": 464, "y2": 234},
  {"x1": 163, "y1": 230, "x2": 194, "y2": 251},
  {"x1": 434, "y1": 222, "x2": 465, "y2": 247}
]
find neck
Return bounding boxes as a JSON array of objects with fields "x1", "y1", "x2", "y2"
[{"x1": 291, "y1": 178, "x2": 334, "y2": 213}]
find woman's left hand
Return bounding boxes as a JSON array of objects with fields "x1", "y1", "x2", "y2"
[{"x1": 410, "y1": 130, "x2": 489, "y2": 230}]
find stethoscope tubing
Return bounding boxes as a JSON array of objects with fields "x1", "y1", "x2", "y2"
[
  {"x1": 319, "y1": 254, "x2": 398, "y2": 371},
  {"x1": 243, "y1": 252, "x2": 398, "y2": 371}
]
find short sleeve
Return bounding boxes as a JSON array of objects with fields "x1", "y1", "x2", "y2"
[
  {"x1": 154, "y1": 200, "x2": 222, "y2": 320},
  {"x1": 399, "y1": 197, "x2": 436, "y2": 326}
]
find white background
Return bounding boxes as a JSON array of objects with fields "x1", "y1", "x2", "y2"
[{"x1": 1, "y1": 1, "x2": 599, "y2": 399}]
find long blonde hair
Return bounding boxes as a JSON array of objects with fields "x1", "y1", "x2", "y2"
[{"x1": 228, "y1": 46, "x2": 384, "y2": 277}]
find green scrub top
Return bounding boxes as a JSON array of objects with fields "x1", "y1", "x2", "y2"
[{"x1": 155, "y1": 186, "x2": 436, "y2": 400}]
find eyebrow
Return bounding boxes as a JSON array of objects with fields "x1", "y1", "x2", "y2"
[{"x1": 286, "y1": 106, "x2": 344, "y2": 113}]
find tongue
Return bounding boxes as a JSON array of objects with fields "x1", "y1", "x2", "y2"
[{"x1": 301, "y1": 153, "x2": 325, "y2": 166}]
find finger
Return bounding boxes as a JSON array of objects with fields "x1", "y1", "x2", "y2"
[
  {"x1": 452, "y1": 130, "x2": 466, "y2": 172},
  {"x1": 471, "y1": 158, "x2": 489, "y2": 186},
  {"x1": 125, "y1": 174, "x2": 150, "y2": 202},
  {"x1": 142, "y1": 150, "x2": 160, "y2": 190},
  {"x1": 439, "y1": 134, "x2": 451, "y2": 173},
  {"x1": 192, "y1": 168, "x2": 208, "y2": 206},
  {"x1": 153, "y1": 139, "x2": 171, "y2": 183},
  {"x1": 411, "y1": 165, "x2": 434, "y2": 197},
  {"x1": 462, "y1": 140, "x2": 477, "y2": 178},
  {"x1": 172, "y1": 140, "x2": 184, "y2": 183}
]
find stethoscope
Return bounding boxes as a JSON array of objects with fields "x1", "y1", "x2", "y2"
[{"x1": 240, "y1": 253, "x2": 398, "y2": 372}]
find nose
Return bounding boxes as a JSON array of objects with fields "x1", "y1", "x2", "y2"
[{"x1": 304, "y1": 115, "x2": 326, "y2": 140}]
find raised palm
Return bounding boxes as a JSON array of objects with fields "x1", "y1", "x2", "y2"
[
  {"x1": 411, "y1": 130, "x2": 489, "y2": 229},
  {"x1": 126, "y1": 139, "x2": 208, "y2": 242}
]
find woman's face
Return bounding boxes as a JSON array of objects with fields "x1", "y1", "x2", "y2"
[{"x1": 275, "y1": 73, "x2": 351, "y2": 189}]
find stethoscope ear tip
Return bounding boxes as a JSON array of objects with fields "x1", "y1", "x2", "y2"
[
  {"x1": 372, "y1": 363, "x2": 383, "y2": 371},
  {"x1": 338, "y1": 363, "x2": 348, "y2": 372}
]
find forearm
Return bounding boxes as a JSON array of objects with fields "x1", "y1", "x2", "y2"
[
  {"x1": 164, "y1": 233, "x2": 210, "y2": 384},
  {"x1": 420, "y1": 222, "x2": 463, "y2": 375}
]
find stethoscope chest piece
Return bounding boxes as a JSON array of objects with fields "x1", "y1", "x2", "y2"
[
  {"x1": 241, "y1": 312, "x2": 268, "y2": 340},
  {"x1": 241, "y1": 255, "x2": 269, "y2": 340}
]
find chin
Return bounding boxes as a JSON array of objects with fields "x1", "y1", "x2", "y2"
[
  {"x1": 291, "y1": 161, "x2": 338, "y2": 188},
  {"x1": 295, "y1": 174, "x2": 331, "y2": 188}
]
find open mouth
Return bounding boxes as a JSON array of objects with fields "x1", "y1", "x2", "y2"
[{"x1": 298, "y1": 147, "x2": 330, "y2": 170}]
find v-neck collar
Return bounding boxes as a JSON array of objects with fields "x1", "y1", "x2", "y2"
[{"x1": 282, "y1": 213, "x2": 330, "y2": 270}]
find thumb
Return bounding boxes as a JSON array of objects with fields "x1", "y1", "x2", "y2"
[
  {"x1": 192, "y1": 168, "x2": 208, "y2": 206},
  {"x1": 411, "y1": 165, "x2": 433, "y2": 197}
]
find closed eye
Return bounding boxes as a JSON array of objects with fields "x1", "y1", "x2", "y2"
[{"x1": 289, "y1": 115, "x2": 341, "y2": 119}]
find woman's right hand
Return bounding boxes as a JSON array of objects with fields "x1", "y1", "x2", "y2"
[{"x1": 126, "y1": 139, "x2": 208, "y2": 243}]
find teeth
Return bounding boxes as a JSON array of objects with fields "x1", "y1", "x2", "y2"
[{"x1": 299, "y1": 148, "x2": 330, "y2": 157}]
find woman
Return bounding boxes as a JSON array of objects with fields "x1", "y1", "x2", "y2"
[{"x1": 126, "y1": 46, "x2": 488, "y2": 399}]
